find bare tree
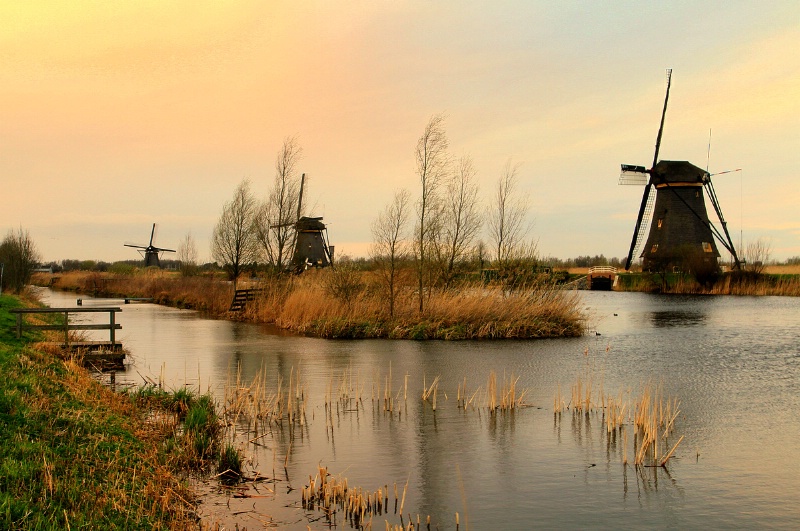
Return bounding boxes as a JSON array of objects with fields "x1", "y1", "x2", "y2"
[
  {"x1": 371, "y1": 189, "x2": 412, "y2": 318},
  {"x1": 177, "y1": 231, "x2": 199, "y2": 276},
  {"x1": 0, "y1": 227, "x2": 40, "y2": 294},
  {"x1": 744, "y1": 238, "x2": 772, "y2": 274},
  {"x1": 488, "y1": 160, "x2": 530, "y2": 268},
  {"x1": 437, "y1": 155, "x2": 482, "y2": 288},
  {"x1": 254, "y1": 136, "x2": 303, "y2": 271},
  {"x1": 211, "y1": 179, "x2": 259, "y2": 287},
  {"x1": 414, "y1": 114, "x2": 449, "y2": 313}
]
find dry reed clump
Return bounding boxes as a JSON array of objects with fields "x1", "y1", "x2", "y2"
[
  {"x1": 453, "y1": 372, "x2": 531, "y2": 413},
  {"x1": 301, "y1": 464, "x2": 430, "y2": 530},
  {"x1": 631, "y1": 383, "x2": 684, "y2": 467},
  {"x1": 554, "y1": 348, "x2": 685, "y2": 468},
  {"x1": 35, "y1": 270, "x2": 233, "y2": 313},
  {"x1": 276, "y1": 276, "x2": 584, "y2": 340},
  {"x1": 221, "y1": 363, "x2": 308, "y2": 463},
  {"x1": 711, "y1": 272, "x2": 800, "y2": 296}
]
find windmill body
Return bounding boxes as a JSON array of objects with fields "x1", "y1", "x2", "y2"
[
  {"x1": 621, "y1": 70, "x2": 740, "y2": 275},
  {"x1": 270, "y1": 174, "x2": 335, "y2": 274},
  {"x1": 290, "y1": 216, "x2": 334, "y2": 273},
  {"x1": 640, "y1": 161, "x2": 719, "y2": 272}
]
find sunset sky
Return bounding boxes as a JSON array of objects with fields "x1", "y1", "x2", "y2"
[{"x1": 2, "y1": 1, "x2": 798, "y2": 264}]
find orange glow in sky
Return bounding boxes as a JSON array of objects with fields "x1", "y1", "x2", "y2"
[{"x1": 2, "y1": 1, "x2": 798, "y2": 262}]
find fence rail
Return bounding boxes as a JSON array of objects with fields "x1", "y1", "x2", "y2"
[{"x1": 9, "y1": 307, "x2": 122, "y2": 349}]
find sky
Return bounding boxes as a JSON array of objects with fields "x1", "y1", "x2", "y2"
[{"x1": 2, "y1": 1, "x2": 798, "y2": 265}]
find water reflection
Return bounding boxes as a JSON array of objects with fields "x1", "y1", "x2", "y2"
[{"x1": 649, "y1": 309, "x2": 707, "y2": 327}]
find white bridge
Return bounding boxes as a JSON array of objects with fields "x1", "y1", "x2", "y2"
[{"x1": 587, "y1": 266, "x2": 618, "y2": 290}]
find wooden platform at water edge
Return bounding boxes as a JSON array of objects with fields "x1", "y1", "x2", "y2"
[{"x1": 9, "y1": 307, "x2": 126, "y2": 370}]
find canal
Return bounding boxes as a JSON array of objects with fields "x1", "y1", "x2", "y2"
[{"x1": 40, "y1": 288, "x2": 800, "y2": 529}]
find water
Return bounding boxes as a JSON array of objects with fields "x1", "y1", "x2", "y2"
[{"x1": 40, "y1": 288, "x2": 800, "y2": 529}]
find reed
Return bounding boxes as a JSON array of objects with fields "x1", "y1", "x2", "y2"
[
  {"x1": 555, "y1": 349, "x2": 685, "y2": 470},
  {"x1": 422, "y1": 375, "x2": 441, "y2": 410},
  {"x1": 300, "y1": 464, "x2": 415, "y2": 528}
]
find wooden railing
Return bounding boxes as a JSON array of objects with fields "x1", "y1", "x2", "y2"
[
  {"x1": 588, "y1": 266, "x2": 618, "y2": 275},
  {"x1": 9, "y1": 307, "x2": 122, "y2": 349}
]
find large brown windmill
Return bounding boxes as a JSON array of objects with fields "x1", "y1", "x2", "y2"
[{"x1": 620, "y1": 69, "x2": 741, "y2": 275}]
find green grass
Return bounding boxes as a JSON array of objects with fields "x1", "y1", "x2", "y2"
[
  {"x1": 217, "y1": 444, "x2": 243, "y2": 486},
  {"x1": 0, "y1": 294, "x2": 197, "y2": 529}
]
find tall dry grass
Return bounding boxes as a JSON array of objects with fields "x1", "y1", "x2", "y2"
[
  {"x1": 35, "y1": 270, "x2": 233, "y2": 313},
  {"x1": 272, "y1": 273, "x2": 584, "y2": 339},
  {"x1": 616, "y1": 270, "x2": 800, "y2": 296},
  {"x1": 35, "y1": 269, "x2": 585, "y2": 339}
]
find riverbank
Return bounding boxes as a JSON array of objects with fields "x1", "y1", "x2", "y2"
[
  {"x1": 612, "y1": 268, "x2": 800, "y2": 296},
  {"x1": 0, "y1": 291, "x2": 199, "y2": 529},
  {"x1": 32, "y1": 270, "x2": 586, "y2": 339}
]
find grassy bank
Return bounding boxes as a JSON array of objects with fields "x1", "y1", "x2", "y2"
[
  {"x1": 0, "y1": 292, "x2": 200, "y2": 529},
  {"x1": 34, "y1": 270, "x2": 586, "y2": 339},
  {"x1": 614, "y1": 270, "x2": 800, "y2": 296}
]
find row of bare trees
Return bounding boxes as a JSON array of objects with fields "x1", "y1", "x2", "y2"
[
  {"x1": 371, "y1": 114, "x2": 537, "y2": 315},
  {"x1": 210, "y1": 138, "x2": 304, "y2": 285}
]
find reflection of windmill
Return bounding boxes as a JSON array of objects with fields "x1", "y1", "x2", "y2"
[
  {"x1": 620, "y1": 69, "x2": 741, "y2": 273},
  {"x1": 270, "y1": 174, "x2": 334, "y2": 273},
  {"x1": 124, "y1": 223, "x2": 176, "y2": 268}
]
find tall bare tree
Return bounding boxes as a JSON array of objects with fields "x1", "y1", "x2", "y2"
[
  {"x1": 254, "y1": 136, "x2": 303, "y2": 271},
  {"x1": 436, "y1": 155, "x2": 482, "y2": 288},
  {"x1": 0, "y1": 227, "x2": 40, "y2": 294},
  {"x1": 744, "y1": 238, "x2": 772, "y2": 274},
  {"x1": 211, "y1": 179, "x2": 259, "y2": 287},
  {"x1": 414, "y1": 113, "x2": 449, "y2": 313},
  {"x1": 488, "y1": 160, "x2": 530, "y2": 268},
  {"x1": 177, "y1": 231, "x2": 199, "y2": 276},
  {"x1": 371, "y1": 189, "x2": 412, "y2": 318}
]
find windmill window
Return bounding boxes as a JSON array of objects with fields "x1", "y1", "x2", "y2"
[
  {"x1": 657, "y1": 218, "x2": 663, "y2": 229},
  {"x1": 702, "y1": 242, "x2": 713, "y2": 253},
  {"x1": 651, "y1": 244, "x2": 658, "y2": 253},
  {"x1": 695, "y1": 190, "x2": 700, "y2": 198}
]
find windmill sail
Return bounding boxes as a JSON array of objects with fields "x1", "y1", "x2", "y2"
[
  {"x1": 631, "y1": 185, "x2": 656, "y2": 262},
  {"x1": 619, "y1": 165, "x2": 648, "y2": 185}
]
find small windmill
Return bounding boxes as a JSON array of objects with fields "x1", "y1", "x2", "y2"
[
  {"x1": 270, "y1": 174, "x2": 334, "y2": 273},
  {"x1": 124, "y1": 223, "x2": 176, "y2": 268},
  {"x1": 620, "y1": 69, "x2": 741, "y2": 274}
]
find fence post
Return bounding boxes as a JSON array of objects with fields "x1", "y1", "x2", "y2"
[
  {"x1": 110, "y1": 310, "x2": 116, "y2": 348},
  {"x1": 64, "y1": 310, "x2": 70, "y2": 347},
  {"x1": 16, "y1": 312, "x2": 22, "y2": 339}
]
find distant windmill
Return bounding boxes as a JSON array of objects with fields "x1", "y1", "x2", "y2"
[
  {"x1": 124, "y1": 223, "x2": 176, "y2": 268},
  {"x1": 270, "y1": 174, "x2": 334, "y2": 273},
  {"x1": 620, "y1": 69, "x2": 741, "y2": 274}
]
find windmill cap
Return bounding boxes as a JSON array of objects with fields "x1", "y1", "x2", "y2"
[{"x1": 652, "y1": 160, "x2": 709, "y2": 184}]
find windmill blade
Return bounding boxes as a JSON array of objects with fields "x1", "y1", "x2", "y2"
[
  {"x1": 704, "y1": 179, "x2": 742, "y2": 269},
  {"x1": 624, "y1": 183, "x2": 655, "y2": 270},
  {"x1": 619, "y1": 164, "x2": 648, "y2": 185},
  {"x1": 156, "y1": 247, "x2": 177, "y2": 253},
  {"x1": 651, "y1": 69, "x2": 672, "y2": 168},
  {"x1": 149, "y1": 223, "x2": 157, "y2": 246},
  {"x1": 296, "y1": 173, "x2": 306, "y2": 221},
  {"x1": 124, "y1": 242, "x2": 148, "y2": 249},
  {"x1": 710, "y1": 168, "x2": 741, "y2": 177}
]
